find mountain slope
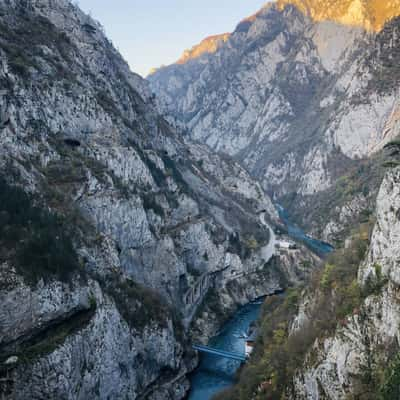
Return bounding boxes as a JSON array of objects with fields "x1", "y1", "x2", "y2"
[
  {"x1": 176, "y1": 33, "x2": 230, "y2": 65},
  {"x1": 146, "y1": 1, "x2": 400, "y2": 398},
  {"x1": 148, "y1": 0, "x2": 400, "y2": 241},
  {"x1": 277, "y1": 0, "x2": 400, "y2": 31},
  {"x1": 218, "y1": 162, "x2": 400, "y2": 400},
  {"x1": 0, "y1": 1, "x2": 311, "y2": 399}
]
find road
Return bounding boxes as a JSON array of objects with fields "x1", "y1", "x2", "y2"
[{"x1": 260, "y1": 212, "x2": 276, "y2": 262}]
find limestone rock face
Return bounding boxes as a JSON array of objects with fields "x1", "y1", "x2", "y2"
[
  {"x1": 0, "y1": 1, "x2": 289, "y2": 399},
  {"x1": 149, "y1": 1, "x2": 400, "y2": 230},
  {"x1": 176, "y1": 33, "x2": 230, "y2": 65},
  {"x1": 360, "y1": 167, "x2": 400, "y2": 285},
  {"x1": 290, "y1": 167, "x2": 400, "y2": 398},
  {"x1": 147, "y1": 2, "x2": 400, "y2": 397},
  {"x1": 277, "y1": 0, "x2": 400, "y2": 31}
]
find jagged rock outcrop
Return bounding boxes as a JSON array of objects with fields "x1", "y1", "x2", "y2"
[
  {"x1": 277, "y1": 0, "x2": 400, "y2": 31},
  {"x1": 0, "y1": 1, "x2": 299, "y2": 399},
  {"x1": 176, "y1": 33, "x2": 230, "y2": 65},
  {"x1": 149, "y1": 0, "x2": 400, "y2": 239}
]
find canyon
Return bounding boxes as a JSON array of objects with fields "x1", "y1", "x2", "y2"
[
  {"x1": 149, "y1": 0, "x2": 400, "y2": 244},
  {"x1": 0, "y1": 1, "x2": 315, "y2": 399},
  {"x1": 1, "y1": 0, "x2": 400, "y2": 399},
  {"x1": 149, "y1": 0, "x2": 400, "y2": 398}
]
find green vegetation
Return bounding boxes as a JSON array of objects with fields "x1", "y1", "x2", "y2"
[
  {"x1": 227, "y1": 233, "x2": 243, "y2": 256},
  {"x1": 105, "y1": 278, "x2": 170, "y2": 331},
  {"x1": 0, "y1": 177, "x2": 82, "y2": 285},
  {"x1": 105, "y1": 277, "x2": 186, "y2": 342},
  {"x1": 384, "y1": 140, "x2": 400, "y2": 150},
  {"x1": 244, "y1": 236, "x2": 259, "y2": 251},
  {"x1": 131, "y1": 144, "x2": 167, "y2": 188},
  {"x1": 218, "y1": 222, "x2": 378, "y2": 400},
  {"x1": 283, "y1": 154, "x2": 384, "y2": 247},
  {"x1": 227, "y1": 226, "x2": 270, "y2": 260},
  {"x1": 380, "y1": 354, "x2": 400, "y2": 399},
  {"x1": 364, "y1": 263, "x2": 388, "y2": 297},
  {"x1": 41, "y1": 138, "x2": 116, "y2": 207},
  {"x1": 0, "y1": 11, "x2": 74, "y2": 81},
  {"x1": 20, "y1": 309, "x2": 94, "y2": 363}
]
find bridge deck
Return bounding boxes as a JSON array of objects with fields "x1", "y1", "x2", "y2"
[{"x1": 193, "y1": 344, "x2": 246, "y2": 362}]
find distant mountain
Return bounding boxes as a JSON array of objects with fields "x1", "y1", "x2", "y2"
[
  {"x1": 177, "y1": 33, "x2": 230, "y2": 64},
  {"x1": 277, "y1": 0, "x2": 400, "y2": 31},
  {"x1": 148, "y1": 0, "x2": 400, "y2": 242}
]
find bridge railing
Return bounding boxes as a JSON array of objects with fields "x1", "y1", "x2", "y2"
[{"x1": 192, "y1": 344, "x2": 246, "y2": 362}]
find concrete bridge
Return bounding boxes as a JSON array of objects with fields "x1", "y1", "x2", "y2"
[{"x1": 192, "y1": 344, "x2": 246, "y2": 362}]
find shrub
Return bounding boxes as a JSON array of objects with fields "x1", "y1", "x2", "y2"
[
  {"x1": 244, "y1": 236, "x2": 259, "y2": 251},
  {"x1": 225, "y1": 222, "x2": 375, "y2": 400},
  {"x1": 383, "y1": 161, "x2": 400, "y2": 169},
  {"x1": 364, "y1": 17, "x2": 400, "y2": 96},
  {"x1": 105, "y1": 278, "x2": 170, "y2": 331},
  {"x1": 0, "y1": 13, "x2": 73, "y2": 81},
  {"x1": 380, "y1": 353, "x2": 400, "y2": 399},
  {"x1": 320, "y1": 263, "x2": 335, "y2": 289},
  {"x1": 384, "y1": 140, "x2": 400, "y2": 150},
  {"x1": 363, "y1": 263, "x2": 388, "y2": 297},
  {"x1": 0, "y1": 177, "x2": 82, "y2": 285}
]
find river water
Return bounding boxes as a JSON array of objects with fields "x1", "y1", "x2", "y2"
[
  {"x1": 188, "y1": 206, "x2": 333, "y2": 399},
  {"x1": 187, "y1": 300, "x2": 263, "y2": 400},
  {"x1": 276, "y1": 204, "x2": 334, "y2": 256}
]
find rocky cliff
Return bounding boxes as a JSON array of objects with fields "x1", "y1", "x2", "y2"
[
  {"x1": 148, "y1": 0, "x2": 400, "y2": 241},
  {"x1": 289, "y1": 165, "x2": 400, "y2": 399},
  {"x1": 0, "y1": 1, "x2": 300, "y2": 399},
  {"x1": 176, "y1": 33, "x2": 230, "y2": 65},
  {"x1": 277, "y1": 0, "x2": 400, "y2": 31},
  {"x1": 214, "y1": 163, "x2": 400, "y2": 399}
]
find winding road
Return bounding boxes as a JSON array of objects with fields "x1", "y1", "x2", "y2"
[{"x1": 260, "y1": 212, "x2": 276, "y2": 263}]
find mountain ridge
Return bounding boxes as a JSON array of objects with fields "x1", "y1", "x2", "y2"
[
  {"x1": 176, "y1": 33, "x2": 230, "y2": 65},
  {"x1": 149, "y1": 0, "x2": 400, "y2": 75},
  {"x1": 148, "y1": 0, "x2": 400, "y2": 243},
  {"x1": 278, "y1": 0, "x2": 400, "y2": 31}
]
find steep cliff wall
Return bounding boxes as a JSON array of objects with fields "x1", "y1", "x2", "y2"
[
  {"x1": 291, "y1": 166, "x2": 400, "y2": 399},
  {"x1": 149, "y1": 0, "x2": 400, "y2": 240},
  {"x1": 218, "y1": 165, "x2": 400, "y2": 399},
  {"x1": 277, "y1": 0, "x2": 400, "y2": 31},
  {"x1": 0, "y1": 1, "x2": 298, "y2": 399}
]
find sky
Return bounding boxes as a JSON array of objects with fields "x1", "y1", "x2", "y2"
[{"x1": 77, "y1": 1, "x2": 268, "y2": 77}]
